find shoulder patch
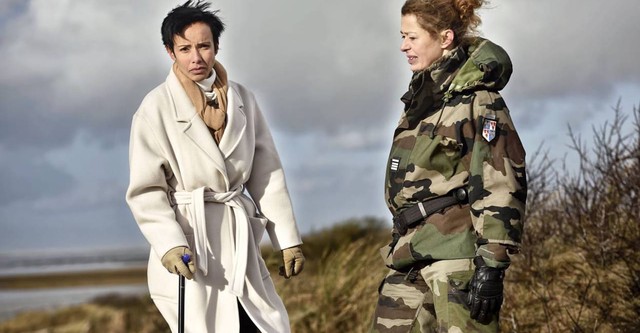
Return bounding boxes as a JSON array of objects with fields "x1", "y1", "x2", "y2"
[{"x1": 482, "y1": 117, "x2": 497, "y2": 142}]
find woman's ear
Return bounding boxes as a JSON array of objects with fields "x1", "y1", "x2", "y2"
[
  {"x1": 440, "y1": 29, "x2": 455, "y2": 49},
  {"x1": 166, "y1": 46, "x2": 176, "y2": 61}
]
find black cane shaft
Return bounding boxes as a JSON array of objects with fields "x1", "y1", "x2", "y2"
[
  {"x1": 178, "y1": 275, "x2": 185, "y2": 333},
  {"x1": 178, "y1": 253, "x2": 191, "y2": 333}
]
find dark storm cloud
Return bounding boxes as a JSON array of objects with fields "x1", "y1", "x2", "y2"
[
  {"x1": 1, "y1": 0, "x2": 639, "y2": 252},
  {"x1": 481, "y1": 1, "x2": 640, "y2": 102},
  {"x1": 0, "y1": 1, "x2": 173, "y2": 150},
  {"x1": 2, "y1": 0, "x2": 640, "y2": 152}
]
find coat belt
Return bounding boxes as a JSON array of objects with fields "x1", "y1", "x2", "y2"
[{"x1": 171, "y1": 186, "x2": 249, "y2": 297}]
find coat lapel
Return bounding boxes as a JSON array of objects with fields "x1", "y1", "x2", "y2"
[
  {"x1": 166, "y1": 70, "x2": 228, "y2": 177},
  {"x1": 218, "y1": 85, "x2": 247, "y2": 158}
]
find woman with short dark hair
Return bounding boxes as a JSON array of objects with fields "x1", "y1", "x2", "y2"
[{"x1": 126, "y1": 1, "x2": 305, "y2": 332}]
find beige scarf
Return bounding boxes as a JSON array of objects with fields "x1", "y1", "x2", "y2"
[{"x1": 173, "y1": 61, "x2": 229, "y2": 144}]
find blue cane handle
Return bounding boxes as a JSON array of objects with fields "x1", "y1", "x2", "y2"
[{"x1": 181, "y1": 253, "x2": 191, "y2": 264}]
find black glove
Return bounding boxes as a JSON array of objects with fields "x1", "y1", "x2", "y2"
[{"x1": 467, "y1": 256, "x2": 505, "y2": 323}]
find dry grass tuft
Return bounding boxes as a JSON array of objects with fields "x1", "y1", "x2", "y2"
[{"x1": 271, "y1": 223, "x2": 388, "y2": 332}]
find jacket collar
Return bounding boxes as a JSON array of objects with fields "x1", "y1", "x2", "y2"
[
  {"x1": 165, "y1": 69, "x2": 247, "y2": 177},
  {"x1": 217, "y1": 84, "x2": 246, "y2": 158}
]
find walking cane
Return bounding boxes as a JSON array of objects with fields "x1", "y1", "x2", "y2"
[{"x1": 178, "y1": 253, "x2": 191, "y2": 333}]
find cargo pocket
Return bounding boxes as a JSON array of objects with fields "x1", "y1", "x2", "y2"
[{"x1": 447, "y1": 269, "x2": 473, "y2": 309}]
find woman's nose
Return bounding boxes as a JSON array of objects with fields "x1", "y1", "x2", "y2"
[
  {"x1": 190, "y1": 50, "x2": 203, "y2": 63},
  {"x1": 400, "y1": 39, "x2": 409, "y2": 52}
]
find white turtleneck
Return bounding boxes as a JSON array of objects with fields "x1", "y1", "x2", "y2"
[{"x1": 196, "y1": 69, "x2": 217, "y2": 101}]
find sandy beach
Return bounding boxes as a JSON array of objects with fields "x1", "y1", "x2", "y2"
[{"x1": 0, "y1": 267, "x2": 147, "y2": 290}]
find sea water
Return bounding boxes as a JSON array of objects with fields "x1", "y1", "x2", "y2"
[{"x1": 0, "y1": 247, "x2": 149, "y2": 321}]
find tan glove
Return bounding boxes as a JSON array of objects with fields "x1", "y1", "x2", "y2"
[
  {"x1": 279, "y1": 246, "x2": 305, "y2": 279},
  {"x1": 161, "y1": 246, "x2": 196, "y2": 280}
]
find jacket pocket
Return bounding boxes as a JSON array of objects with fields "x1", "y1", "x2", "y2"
[
  {"x1": 249, "y1": 215, "x2": 268, "y2": 244},
  {"x1": 408, "y1": 133, "x2": 462, "y2": 185},
  {"x1": 147, "y1": 252, "x2": 179, "y2": 303}
]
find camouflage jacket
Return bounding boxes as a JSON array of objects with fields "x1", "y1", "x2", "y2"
[{"x1": 384, "y1": 38, "x2": 526, "y2": 266}]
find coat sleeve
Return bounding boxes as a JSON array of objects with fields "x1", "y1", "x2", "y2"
[
  {"x1": 125, "y1": 111, "x2": 188, "y2": 259},
  {"x1": 468, "y1": 90, "x2": 527, "y2": 252},
  {"x1": 244, "y1": 93, "x2": 302, "y2": 251}
]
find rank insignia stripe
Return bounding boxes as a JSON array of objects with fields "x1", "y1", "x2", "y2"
[
  {"x1": 482, "y1": 118, "x2": 497, "y2": 142},
  {"x1": 390, "y1": 158, "x2": 400, "y2": 171}
]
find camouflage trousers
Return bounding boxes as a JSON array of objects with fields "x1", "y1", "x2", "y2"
[{"x1": 369, "y1": 259, "x2": 499, "y2": 333}]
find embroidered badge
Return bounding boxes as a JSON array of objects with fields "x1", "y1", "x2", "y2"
[
  {"x1": 482, "y1": 117, "x2": 497, "y2": 142},
  {"x1": 390, "y1": 158, "x2": 400, "y2": 171}
]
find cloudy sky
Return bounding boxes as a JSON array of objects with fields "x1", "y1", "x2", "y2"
[{"x1": 1, "y1": 0, "x2": 638, "y2": 253}]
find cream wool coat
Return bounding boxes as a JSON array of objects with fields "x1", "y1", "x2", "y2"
[{"x1": 126, "y1": 68, "x2": 302, "y2": 333}]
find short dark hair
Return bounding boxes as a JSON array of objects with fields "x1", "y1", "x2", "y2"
[{"x1": 161, "y1": 0, "x2": 225, "y2": 52}]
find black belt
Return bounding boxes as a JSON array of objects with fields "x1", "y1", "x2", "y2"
[{"x1": 392, "y1": 188, "x2": 468, "y2": 236}]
